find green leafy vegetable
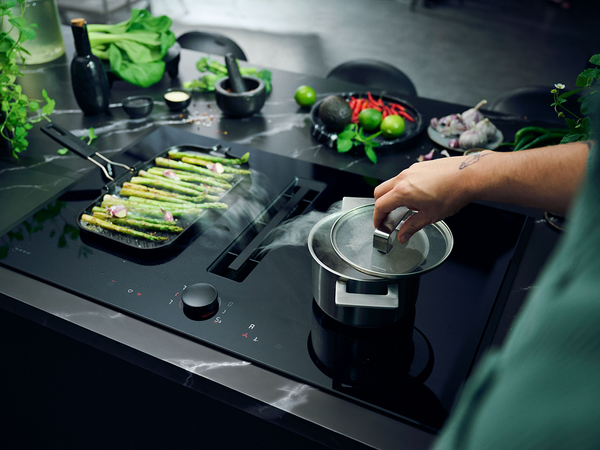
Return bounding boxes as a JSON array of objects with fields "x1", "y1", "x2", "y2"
[
  {"x1": 87, "y1": 9, "x2": 176, "y2": 88},
  {"x1": 336, "y1": 123, "x2": 382, "y2": 164},
  {"x1": 183, "y1": 56, "x2": 273, "y2": 93}
]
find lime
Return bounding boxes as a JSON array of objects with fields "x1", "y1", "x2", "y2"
[
  {"x1": 358, "y1": 108, "x2": 383, "y2": 131},
  {"x1": 380, "y1": 115, "x2": 406, "y2": 139},
  {"x1": 294, "y1": 85, "x2": 317, "y2": 107}
]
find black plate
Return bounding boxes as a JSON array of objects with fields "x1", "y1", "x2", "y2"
[{"x1": 310, "y1": 91, "x2": 425, "y2": 149}]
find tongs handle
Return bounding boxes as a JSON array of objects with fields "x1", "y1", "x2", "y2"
[
  {"x1": 373, "y1": 206, "x2": 412, "y2": 254},
  {"x1": 41, "y1": 123, "x2": 134, "y2": 181},
  {"x1": 42, "y1": 122, "x2": 95, "y2": 158}
]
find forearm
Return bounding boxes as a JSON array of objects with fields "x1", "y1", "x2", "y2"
[
  {"x1": 373, "y1": 141, "x2": 592, "y2": 244},
  {"x1": 465, "y1": 141, "x2": 591, "y2": 214}
]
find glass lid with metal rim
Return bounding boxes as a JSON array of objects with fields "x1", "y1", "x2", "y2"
[{"x1": 330, "y1": 204, "x2": 454, "y2": 278}]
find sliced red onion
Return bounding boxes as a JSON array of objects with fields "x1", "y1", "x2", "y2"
[
  {"x1": 422, "y1": 149, "x2": 435, "y2": 160},
  {"x1": 162, "y1": 169, "x2": 180, "y2": 181},
  {"x1": 448, "y1": 138, "x2": 460, "y2": 149},
  {"x1": 159, "y1": 205, "x2": 175, "y2": 222},
  {"x1": 207, "y1": 162, "x2": 225, "y2": 174},
  {"x1": 107, "y1": 204, "x2": 127, "y2": 218},
  {"x1": 417, "y1": 149, "x2": 436, "y2": 162}
]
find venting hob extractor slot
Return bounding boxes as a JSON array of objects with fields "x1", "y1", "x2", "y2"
[{"x1": 209, "y1": 178, "x2": 326, "y2": 282}]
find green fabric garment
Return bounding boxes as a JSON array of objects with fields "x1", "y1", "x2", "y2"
[{"x1": 432, "y1": 144, "x2": 600, "y2": 450}]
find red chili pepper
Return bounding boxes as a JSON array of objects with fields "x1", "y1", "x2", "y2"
[
  {"x1": 390, "y1": 102, "x2": 406, "y2": 112},
  {"x1": 397, "y1": 110, "x2": 415, "y2": 122},
  {"x1": 382, "y1": 110, "x2": 388, "y2": 119},
  {"x1": 367, "y1": 91, "x2": 376, "y2": 104},
  {"x1": 349, "y1": 97, "x2": 356, "y2": 109}
]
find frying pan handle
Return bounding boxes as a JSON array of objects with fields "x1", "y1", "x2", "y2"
[
  {"x1": 373, "y1": 207, "x2": 412, "y2": 254},
  {"x1": 41, "y1": 122, "x2": 94, "y2": 159}
]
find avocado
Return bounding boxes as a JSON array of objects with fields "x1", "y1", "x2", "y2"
[{"x1": 318, "y1": 95, "x2": 352, "y2": 132}]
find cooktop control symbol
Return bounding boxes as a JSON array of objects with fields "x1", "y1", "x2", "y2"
[{"x1": 181, "y1": 283, "x2": 220, "y2": 321}]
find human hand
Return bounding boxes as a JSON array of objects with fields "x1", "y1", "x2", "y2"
[{"x1": 373, "y1": 152, "x2": 491, "y2": 243}]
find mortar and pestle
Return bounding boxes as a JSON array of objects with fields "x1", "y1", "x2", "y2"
[{"x1": 215, "y1": 53, "x2": 267, "y2": 118}]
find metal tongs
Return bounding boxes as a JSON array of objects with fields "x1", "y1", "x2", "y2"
[
  {"x1": 41, "y1": 123, "x2": 134, "y2": 181},
  {"x1": 373, "y1": 206, "x2": 413, "y2": 254}
]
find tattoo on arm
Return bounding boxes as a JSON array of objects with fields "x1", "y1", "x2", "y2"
[{"x1": 459, "y1": 152, "x2": 492, "y2": 170}]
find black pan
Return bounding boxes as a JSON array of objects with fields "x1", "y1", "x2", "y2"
[{"x1": 41, "y1": 123, "x2": 249, "y2": 250}]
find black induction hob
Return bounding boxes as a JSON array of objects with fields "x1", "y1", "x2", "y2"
[{"x1": 0, "y1": 126, "x2": 532, "y2": 433}]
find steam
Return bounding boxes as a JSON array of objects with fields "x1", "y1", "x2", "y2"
[{"x1": 258, "y1": 200, "x2": 342, "y2": 255}]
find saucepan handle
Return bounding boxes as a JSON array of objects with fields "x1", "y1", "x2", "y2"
[{"x1": 334, "y1": 280, "x2": 399, "y2": 309}]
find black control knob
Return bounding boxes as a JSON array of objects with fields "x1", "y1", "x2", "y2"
[{"x1": 182, "y1": 283, "x2": 220, "y2": 321}]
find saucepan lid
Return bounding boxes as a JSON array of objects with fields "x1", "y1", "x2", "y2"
[{"x1": 330, "y1": 204, "x2": 453, "y2": 279}]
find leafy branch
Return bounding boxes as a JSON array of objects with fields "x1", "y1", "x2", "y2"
[
  {"x1": 551, "y1": 54, "x2": 600, "y2": 143},
  {"x1": 0, "y1": 0, "x2": 55, "y2": 158}
]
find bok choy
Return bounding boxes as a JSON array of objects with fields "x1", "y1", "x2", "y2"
[{"x1": 88, "y1": 9, "x2": 176, "y2": 88}]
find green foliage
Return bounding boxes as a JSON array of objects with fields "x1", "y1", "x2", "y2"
[
  {"x1": 87, "y1": 9, "x2": 176, "y2": 88},
  {"x1": 0, "y1": 0, "x2": 54, "y2": 158},
  {"x1": 183, "y1": 56, "x2": 273, "y2": 93},
  {"x1": 551, "y1": 54, "x2": 600, "y2": 143},
  {"x1": 336, "y1": 123, "x2": 382, "y2": 164}
]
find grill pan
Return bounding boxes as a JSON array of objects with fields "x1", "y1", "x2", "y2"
[{"x1": 42, "y1": 123, "x2": 249, "y2": 250}]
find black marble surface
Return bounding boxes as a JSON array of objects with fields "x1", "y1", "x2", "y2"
[
  {"x1": 0, "y1": 28, "x2": 533, "y2": 237},
  {"x1": 0, "y1": 28, "x2": 563, "y2": 450}
]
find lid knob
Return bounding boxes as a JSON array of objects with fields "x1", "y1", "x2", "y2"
[{"x1": 373, "y1": 207, "x2": 412, "y2": 253}]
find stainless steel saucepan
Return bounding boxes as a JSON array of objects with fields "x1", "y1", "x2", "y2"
[{"x1": 307, "y1": 199, "x2": 453, "y2": 327}]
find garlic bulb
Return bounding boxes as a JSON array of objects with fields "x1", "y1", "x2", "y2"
[
  {"x1": 460, "y1": 100, "x2": 487, "y2": 126},
  {"x1": 441, "y1": 118, "x2": 466, "y2": 137},
  {"x1": 475, "y1": 118, "x2": 498, "y2": 141},
  {"x1": 459, "y1": 129, "x2": 487, "y2": 149}
]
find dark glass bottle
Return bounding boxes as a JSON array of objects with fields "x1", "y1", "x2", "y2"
[{"x1": 70, "y1": 18, "x2": 110, "y2": 116}]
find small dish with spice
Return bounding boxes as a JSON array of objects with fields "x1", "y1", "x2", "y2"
[{"x1": 164, "y1": 88, "x2": 192, "y2": 111}]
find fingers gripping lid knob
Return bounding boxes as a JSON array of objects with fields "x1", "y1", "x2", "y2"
[{"x1": 182, "y1": 283, "x2": 220, "y2": 320}]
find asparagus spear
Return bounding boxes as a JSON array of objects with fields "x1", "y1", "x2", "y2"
[
  {"x1": 130, "y1": 175, "x2": 206, "y2": 198},
  {"x1": 123, "y1": 182, "x2": 218, "y2": 204},
  {"x1": 101, "y1": 195, "x2": 195, "y2": 218},
  {"x1": 139, "y1": 170, "x2": 224, "y2": 195},
  {"x1": 81, "y1": 214, "x2": 168, "y2": 241},
  {"x1": 120, "y1": 187, "x2": 205, "y2": 205},
  {"x1": 127, "y1": 196, "x2": 228, "y2": 211},
  {"x1": 146, "y1": 167, "x2": 231, "y2": 189},
  {"x1": 180, "y1": 157, "x2": 252, "y2": 175},
  {"x1": 167, "y1": 149, "x2": 250, "y2": 165},
  {"x1": 91, "y1": 206, "x2": 180, "y2": 226},
  {"x1": 92, "y1": 212, "x2": 184, "y2": 233},
  {"x1": 122, "y1": 182, "x2": 200, "y2": 203},
  {"x1": 102, "y1": 195, "x2": 228, "y2": 217},
  {"x1": 155, "y1": 157, "x2": 233, "y2": 180}
]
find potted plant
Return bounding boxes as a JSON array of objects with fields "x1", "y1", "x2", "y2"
[{"x1": 1, "y1": 0, "x2": 54, "y2": 159}]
